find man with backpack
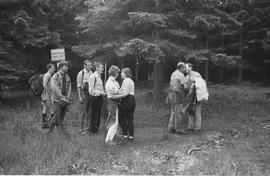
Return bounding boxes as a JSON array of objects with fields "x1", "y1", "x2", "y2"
[
  {"x1": 41, "y1": 63, "x2": 55, "y2": 129},
  {"x1": 76, "y1": 60, "x2": 93, "y2": 134},
  {"x1": 49, "y1": 61, "x2": 72, "y2": 134}
]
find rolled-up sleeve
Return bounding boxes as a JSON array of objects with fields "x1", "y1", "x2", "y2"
[{"x1": 76, "y1": 71, "x2": 83, "y2": 88}]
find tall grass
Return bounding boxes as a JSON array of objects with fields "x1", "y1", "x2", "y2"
[{"x1": 0, "y1": 85, "x2": 270, "y2": 174}]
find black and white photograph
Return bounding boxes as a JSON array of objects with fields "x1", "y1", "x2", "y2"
[{"x1": 0, "y1": 0, "x2": 270, "y2": 175}]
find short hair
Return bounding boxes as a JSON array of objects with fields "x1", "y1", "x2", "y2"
[
  {"x1": 186, "y1": 63, "x2": 193, "y2": 69},
  {"x1": 84, "y1": 59, "x2": 91, "y2": 66},
  {"x1": 122, "y1": 67, "x2": 132, "y2": 78},
  {"x1": 94, "y1": 62, "x2": 103, "y2": 68},
  {"x1": 109, "y1": 65, "x2": 120, "y2": 77},
  {"x1": 58, "y1": 61, "x2": 69, "y2": 68},
  {"x1": 176, "y1": 62, "x2": 185, "y2": 70},
  {"x1": 47, "y1": 63, "x2": 54, "y2": 70}
]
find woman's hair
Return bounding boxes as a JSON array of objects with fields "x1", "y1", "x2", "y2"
[
  {"x1": 109, "y1": 65, "x2": 120, "y2": 77},
  {"x1": 47, "y1": 63, "x2": 54, "y2": 70},
  {"x1": 186, "y1": 63, "x2": 193, "y2": 69},
  {"x1": 122, "y1": 67, "x2": 132, "y2": 78}
]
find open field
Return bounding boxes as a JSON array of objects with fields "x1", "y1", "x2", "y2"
[{"x1": 1, "y1": 84, "x2": 270, "y2": 175}]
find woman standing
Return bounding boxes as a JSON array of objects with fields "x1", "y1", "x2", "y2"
[
  {"x1": 112, "y1": 68, "x2": 136, "y2": 142},
  {"x1": 105, "y1": 65, "x2": 121, "y2": 144}
]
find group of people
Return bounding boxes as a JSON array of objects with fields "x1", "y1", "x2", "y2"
[
  {"x1": 40, "y1": 60, "x2": 136, "y2": 143},
  {"x1": 167, "y1": 62, "x2": 208, "y2": 135},
  {"x1": 39, "y1": 59, "x2": 207, "y2": 143}
]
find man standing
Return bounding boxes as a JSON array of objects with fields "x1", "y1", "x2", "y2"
[
  {"x1": 167, "y1": 62, "x2": 188, "y2": 135},
  {"x1": 41, "y1": 63, "x2": 55, "y2": 129},
  {"x1": 185, "y1": 63, "x2": 203, "y2": 132},
  {"x1": 49, "y1": 61, "x2": 72, "y2": 133},
  {"x1": 88, "y1": 62, "x2": 106, "y2": 134},
  {"x1": 76, "y1": 60, "x2": 93, "y2": 134}
]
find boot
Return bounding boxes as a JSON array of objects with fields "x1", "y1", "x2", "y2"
[{"x1": 42, "y1": 113, "x2": 49, "y2": 129}]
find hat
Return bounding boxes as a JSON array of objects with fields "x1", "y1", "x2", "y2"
[{"x1": 58, "y1": 61, "x2": 69, "y2": 68}]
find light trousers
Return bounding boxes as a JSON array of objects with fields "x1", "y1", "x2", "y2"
[
  {"x1": 188, "y1": 102, "x2": 202, "y2": 130},
  {"x1": 168, "y1": 104, "x2": 184, "y2": 131}
]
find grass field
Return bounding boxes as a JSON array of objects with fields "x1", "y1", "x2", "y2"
[{"x1": 1, "y1": 84, "x2": 270, "y2": 175}]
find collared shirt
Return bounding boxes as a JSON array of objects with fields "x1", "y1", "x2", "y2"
[
  {"x1": 51, "y1": 70, "x2": 71, "y2": 102},
  {"x1": 169, "y1": 70, "x2": 187, "y2": 93},
  {"x1": 41, "y1": 72, "x2": 52, "y2": 101},
  {"x1": 186, "y1": 70, "x2": 202, "y2": 82},
  {"x1": 105, "y1": 76, "x2": 120, "y2": 98},
  {"x1": 88, "y1": 71, "x2": 105, "y2": 96},
  {"x1": 76, "y1": 69, "x2": 92, "y2": 88},
  {"x1": 121, "y1": 77, "x2": 135, "y2": 96},
  {"x1": 43, "y1": 72, "x2": 52, "y2": 92}
]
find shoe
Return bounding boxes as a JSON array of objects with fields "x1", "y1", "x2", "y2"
[
  {"x1": 176, "y1": 129, "x2": 187, "y2": 135},
  {"x1": 186, "y1": 128, "x2": 195, "y2": 132},
  {"x1": 168, "y1": 129, "x2": 176, "y2": 133},
  {"x1": 128, "y1": 137, "x2": 134, "y2": 142},
  {"x1": 80, "y1": 130, "x2": 86, "y2": 135},
  {"x1": 42, "y1": 123, "x2": 49, "y2": 129},
  {"x1": 121, "y1": 135, "x2": 128, "y2": 140}
]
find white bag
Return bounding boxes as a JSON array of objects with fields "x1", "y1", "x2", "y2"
[{"x1": 195, "y1": 78, "x2": 209, "y2": 102}]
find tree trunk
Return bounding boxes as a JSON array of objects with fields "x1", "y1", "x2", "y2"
[
  {"x1": 220, "y1": 66, "x2": 225, "y2": 82},
  {"x1": 135, "y1": 58, "x2": 139, "y2": 81},
  {"x1": 205, "y1": 60, "x2": 209, "y2": 81},
  {"x1": 153, "y1": 61, "x2": 165, "y2": 102}
]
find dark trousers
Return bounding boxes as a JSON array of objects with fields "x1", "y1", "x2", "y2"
[
  {"x1": 81, "y1": 94, "x2": 92, "y2": 130},
  {"x1": 90, "y1": 95, "x2": 103, "y2": 133},
  {"x1": 54, "y1": 101, "x2": 67, "y2": 128},
  {"x1": 119, "y1": 96, "x2": 136, "y2": 137}
]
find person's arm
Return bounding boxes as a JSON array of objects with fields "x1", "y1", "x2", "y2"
[
  {"x1": 43, "y1": 73, "x2": 51, "y2": 93},
  {"x1": 51, "y1": 74, "x2": 66, "y2": 101},
  {"x1": 67, "y1": 76, "x2": 72, "y2": 102},
  {"x1": 111, "y1": 80, "x2": 129, "y2": 99},
  {"x1": 76, "y1": 71, "x2": 83, "y2": 103}
]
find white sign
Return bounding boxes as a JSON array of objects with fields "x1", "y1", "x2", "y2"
[{"x1": 51, "y1": 48, "x2": 65, "y2": 61}]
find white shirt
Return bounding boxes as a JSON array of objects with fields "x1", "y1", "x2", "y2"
[
  {"x1": 105, "y1": 76, "x2": 120, "y2": 98},
  {"x1": 121, "y1": 77, "x2": 135, "y2": 96},
  {"x1": 76, "y1": 69, "x2": 92, "y2": 88},
  {"x1": 88, "y1": 71, "x2": 105, "y2": 96}
]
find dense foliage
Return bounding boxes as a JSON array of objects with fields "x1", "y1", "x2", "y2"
[
  {"x1": 0, "y1": 0, "x2": 83, "y2": 87},
  {"x1": 0, "y1": 0, "x2": 270, "y2": 93}
]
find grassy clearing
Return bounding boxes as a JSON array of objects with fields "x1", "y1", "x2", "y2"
[{"x1": 0, "y1": 85, "x2": 270, "y2": 175}]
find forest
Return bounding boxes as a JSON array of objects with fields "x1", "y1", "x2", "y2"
[
  {"x1": 1, "y1": 0, "x2": 270, "y2": 99},
  {"x1": 1, "y1": 0, "x2": 270, "y2": 175}
]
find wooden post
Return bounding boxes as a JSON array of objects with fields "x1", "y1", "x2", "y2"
[
  {"x1": 205, "y1": 60, "x2": 209, "y2": 81},
  {"x1": 135, "y1": 58, "x2": 139, "y2": 81},
  {"x1": 104, "y1": 62, "x2": 107, "y2": 82}
]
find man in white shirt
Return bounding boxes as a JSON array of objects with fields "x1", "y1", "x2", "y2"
[
  {"x1": 88, "y1": 62, "x2": 106, "y2": 134},
  {"x1": 76, "y1": 60, "x2": 93, "y2": 134},
  {"x1": 185, "y1": 63, "x2": 203, "y2": 132}
]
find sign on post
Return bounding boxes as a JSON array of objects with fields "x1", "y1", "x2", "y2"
[{"x1": 51, "y1": 48, "x2": 65, "y2": 61}]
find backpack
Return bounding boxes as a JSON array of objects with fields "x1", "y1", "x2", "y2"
[{"x1": 29, "y1": 74, "x2": 44, "y2": 96}]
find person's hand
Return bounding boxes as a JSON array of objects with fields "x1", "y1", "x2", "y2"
[
  {"x1": 79, "y1": 96, "x2": 84, "y2": 104},
  {"x1": 101, "y1": 91, "x2": 106, "y2": 96}
]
